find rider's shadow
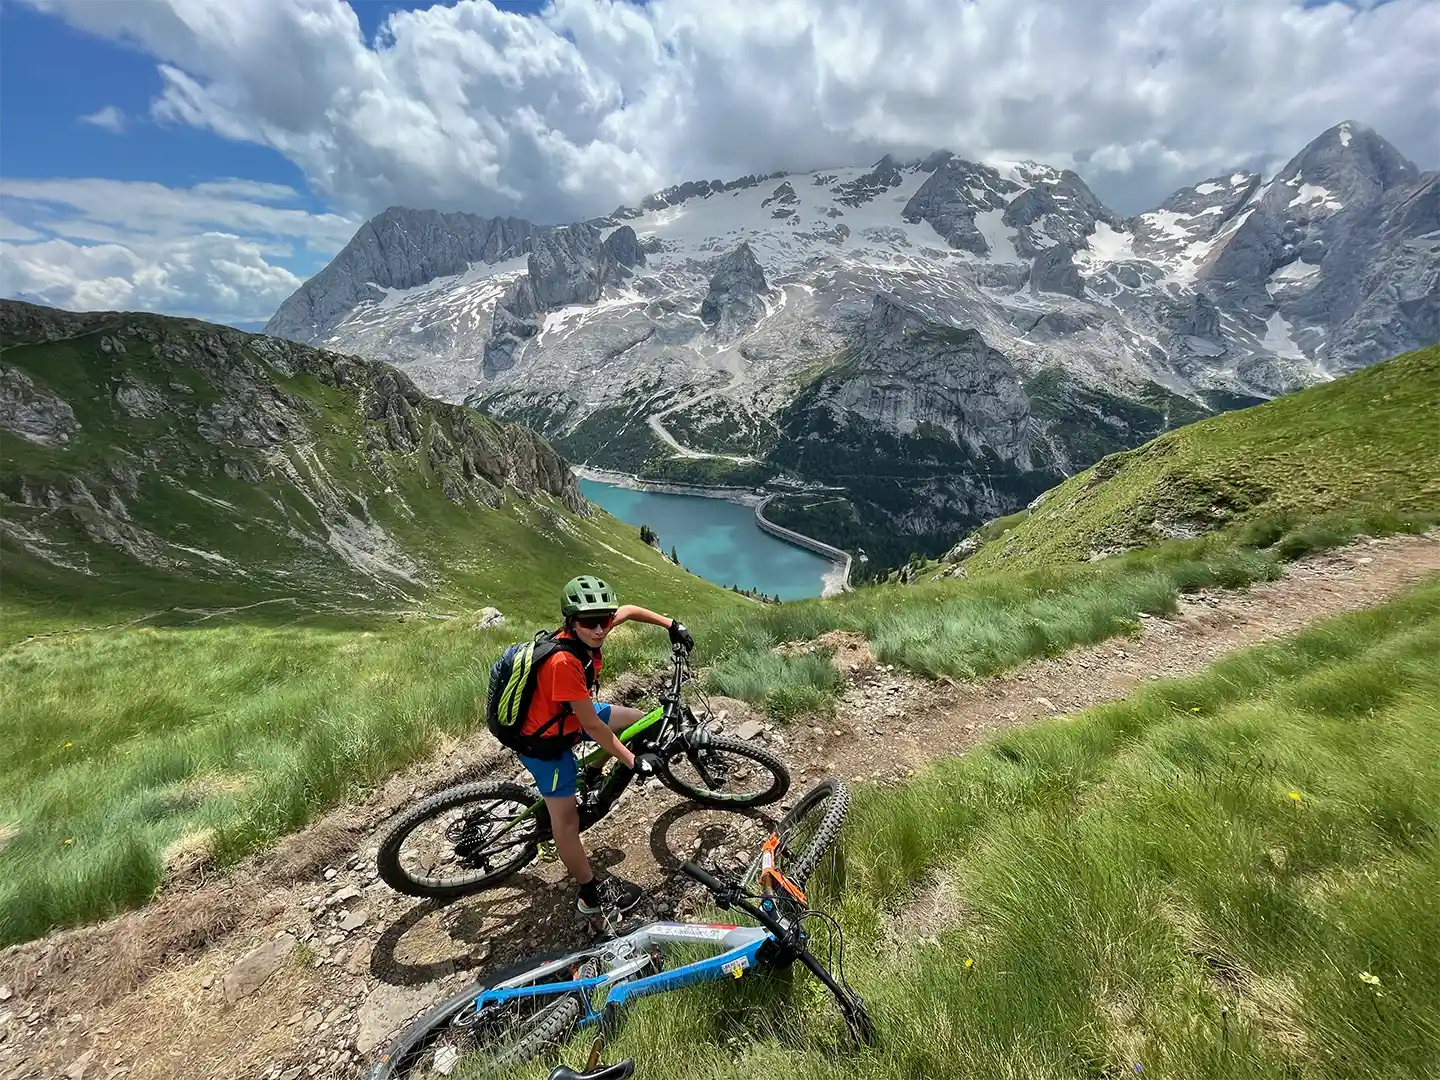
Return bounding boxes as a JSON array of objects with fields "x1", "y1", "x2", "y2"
[{"x1": 368, "y1": 853, "x2": 612, "y2": 988}]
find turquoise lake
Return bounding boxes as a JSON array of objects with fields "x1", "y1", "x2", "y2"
[{"x1": 577, "y1": 478, "x2": 832, "y2": 600}]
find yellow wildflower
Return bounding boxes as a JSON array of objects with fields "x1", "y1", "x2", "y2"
[
  {"x1": 964, "y1": 957, "x2": 974, "y2": 970},
  {"x1": 1287, "y1": 791, "x2": 1302, "y2": 802},
  {"x1": 1359, "y1": 972, "x2": 1381, "y2": 987},
  {"x1": 63, "y1": 838, "x2": 74, "y2": 845}
]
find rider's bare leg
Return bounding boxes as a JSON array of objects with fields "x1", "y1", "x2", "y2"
[{"x1": 544, "y1": 794, "x2": 592, "y2": 885}]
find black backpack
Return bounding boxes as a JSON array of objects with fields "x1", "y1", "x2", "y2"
[{"x1": 485, "y1": 629, "x2": 596, "y2": 760}]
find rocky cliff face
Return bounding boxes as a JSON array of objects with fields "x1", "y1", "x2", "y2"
[
  {"x1": 699, "y1": 242, "x2": 773, "y2": 331},
  {"x1": 1, "y1": 300, "x2": 584, "y2": 606},
  {"x1": 814, "y1": 294, "x2": 1032, "y2": 462},
  {"x1": 763, "y1": 295, "x2": 1205, "y2": 566},
  {"x1": 266, "y1": 207, "x2": 537, "y2": 343},
  {"x1": 483, "y1": 224, "x2": 646, "y2": 375}
]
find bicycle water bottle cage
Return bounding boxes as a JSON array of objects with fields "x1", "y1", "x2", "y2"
[{"x1": 758, "y1": 832, "x2": 808, "y2": 905}]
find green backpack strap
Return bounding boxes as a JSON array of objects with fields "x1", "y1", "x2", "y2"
[{"x1": 509, "y1": 631, "x2": 597, "y2": 742}]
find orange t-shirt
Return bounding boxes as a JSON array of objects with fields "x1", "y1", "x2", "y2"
[{"x1": 518, "y1": 633, "x2": 601, "y2": 739}]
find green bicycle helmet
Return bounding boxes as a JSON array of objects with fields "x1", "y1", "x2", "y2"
[{"x1": 561, "y1": 574, "x2": 619, "y2": 619}]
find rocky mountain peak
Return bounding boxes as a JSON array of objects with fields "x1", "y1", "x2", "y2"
[
  {"x1": 1269, "y1": 121, "x2": 1420, "y2": 216},
  {"x1": 700, "y1": 241, "x2": 772, "y2": 329},
  {"x1": 864, "y1": 292, "x2": 961, "y2": 347},
  {"x1": 902, "y1": 158, "x2": 1018, "y2": 254},
  {"x1": 265, "y1": 207, "x2": 537, "y2": 343}
]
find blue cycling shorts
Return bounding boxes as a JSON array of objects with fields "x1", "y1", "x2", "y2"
[{"x1": 517, "y1": 703, "x2": 612, "y2": 798}]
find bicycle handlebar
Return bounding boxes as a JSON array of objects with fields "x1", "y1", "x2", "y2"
[
  {"x1": 679, "y1": 860, "x2": 727, "y2": 895},
  {"x1": 679, "y1": 861, "x2": 793, "y2": 942}
]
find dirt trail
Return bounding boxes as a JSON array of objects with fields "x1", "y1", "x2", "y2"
[{"x1": 2, "y1": 534, "x2": 1436, "y2": 1080}]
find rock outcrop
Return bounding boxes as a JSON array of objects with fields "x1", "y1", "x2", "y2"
[
  {"x1": 1, "y1": 365, "x2": 79, "y2": 446},
  {"x1": 483, "y1": 224, "x2": 646, "y2": 374},
  {"x1": 699, "y1": 242, "x2": 772, "y2": 331}
]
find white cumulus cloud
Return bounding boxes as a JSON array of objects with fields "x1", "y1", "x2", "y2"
[
  {"x1": 23, "y1": 0, "x2": 1440, "y2": 225},
  {"x1": 1, "y1": 178, "x2": 358, "y2": 323}
]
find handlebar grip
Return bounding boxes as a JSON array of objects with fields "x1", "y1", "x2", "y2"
[{"x1": 679, "y1": 861, "x2": 728, "y2": 895}]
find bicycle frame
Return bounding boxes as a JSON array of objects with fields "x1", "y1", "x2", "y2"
[
  {"x1": 472, "y1": 921, "x2": 776, "y2": 1028},
  {"x1": 502, "y1": 646, "x2": 706, "y2": 832}
]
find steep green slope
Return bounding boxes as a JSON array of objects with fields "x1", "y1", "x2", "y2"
[
  {"x1": 965, "y1": 344, "x2": 1440, "y2": 573},
  {"x1": 0, "y1": 300, "x2": 740, "y2": 642}
]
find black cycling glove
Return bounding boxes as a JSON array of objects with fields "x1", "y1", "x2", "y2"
[{"x1": 668, "y1": 619, "x2": 694, "y2": 651}]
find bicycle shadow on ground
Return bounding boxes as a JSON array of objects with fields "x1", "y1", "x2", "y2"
[
  {"x1": 367, "y1": 846, "x2": 629, "y2": 988},
  {"x1": 645, "y1": 802, "x2": 778, "y2": 916}
]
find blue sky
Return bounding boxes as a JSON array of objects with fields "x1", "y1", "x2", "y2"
[{"x1": 1, "y1": 0, "x2": 1435, "y2": 329}]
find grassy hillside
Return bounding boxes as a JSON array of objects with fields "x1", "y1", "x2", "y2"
[
  {"x1": 963, "y1": 344, "x2": 1440, "y2": 573},
  {"x1": 1, "y1": 300, "x2": 738, "y2": 642},
  {"x1": 590, "y1": 579, "x2": 1440, "y2": 1080}
]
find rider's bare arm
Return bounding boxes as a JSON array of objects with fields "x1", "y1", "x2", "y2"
[
  {"x1": 611, "y1": 604, "x2": 674, "y2": 630},
  {"x1": 571, "y1": 697, "x2": 636, "y2": 768}
]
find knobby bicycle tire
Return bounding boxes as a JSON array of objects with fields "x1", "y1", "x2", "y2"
[
  {"x1": 375, "y1": 781, "x2": 546, "y2": 900},
  {"x1": 742, "y1": 775, "x2": 849, "y2": 892},
  {"x1": 362, "y1": 951, "x2": 587, "y2": 1080},
  {"x1": 658, "y1": 735, "x2": 790, "y2": 808}
]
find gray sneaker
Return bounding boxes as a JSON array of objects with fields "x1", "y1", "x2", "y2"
[{"x1": 576, "y1": 874, "x2": 644, "y2": 918}]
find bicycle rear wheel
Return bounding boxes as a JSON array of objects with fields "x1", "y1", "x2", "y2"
[
  {"x1": 362, "y1": 951, "x2": 593, "y2": 1079},
  {"x1": 741, "y1": 776, "x2": 849, "y2": 893},
  {"x1": 375, "y1": 781, "x2": 547, "y2": 900}
]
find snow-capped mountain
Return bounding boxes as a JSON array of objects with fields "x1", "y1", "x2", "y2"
[{"x1": 265, "y1": 122, "x2": 1438, "y2": 572}]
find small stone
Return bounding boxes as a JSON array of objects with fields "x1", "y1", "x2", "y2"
[
  {"x1": 734, "y1": 720, "x2": 764, "y2": 741},
  {"x1": 222, "y1": 933, "x2": 297, "y2": 1002},
  {"x1": 286, "y1": 1010, "x2": 304, "y2": 1027},
  {"x1": 1035, "y1": 697, "x2": 1055, "y2": 710},
  {"x1": 340, "y1": 909, "x2": 369, "y2": 933},
  {"x1": 1357, "y1": 557, "x2": 1373, "y2": 565},
  {"x1": 325, "y1": 886, "x2": 362, "y2": 907},
  {"x1": 356, "y1": 986, "x2": 435, "y2": 1054},
  {"x1": 200, "y1": 975, "x2": 213, "y2": 990},
  {"x1": 0, "y1": 987, "x2": 10, "y2": 1002},
  {"x1": 323, "y1": 868, "x2": 338, "y2": 882},
  {"x1": 64, "y1": 1048, "x2": 97, "y2": 1079}
]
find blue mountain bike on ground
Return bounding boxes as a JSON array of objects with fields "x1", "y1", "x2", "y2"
[{"x1": 365, "y1": 777, "x2": 874, "y2": 1079}]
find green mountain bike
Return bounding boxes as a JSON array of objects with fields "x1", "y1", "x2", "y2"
[{"x1": 376, "y1": 643, "x2": 791, "y2": 899}]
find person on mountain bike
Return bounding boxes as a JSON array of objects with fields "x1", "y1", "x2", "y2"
[{"x1": 516, "y1": 574, "x2": 694, "y2": 918}]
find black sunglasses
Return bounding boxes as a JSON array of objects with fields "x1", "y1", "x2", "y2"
[{"x1": 574, "y1": 613, "x2": 614, "y2": 630}]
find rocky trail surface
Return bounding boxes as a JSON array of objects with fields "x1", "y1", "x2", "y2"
[{"x1": 3, "y1": 534, "x2": 1437, "y2": 1080}]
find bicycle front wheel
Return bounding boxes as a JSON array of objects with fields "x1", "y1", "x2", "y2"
[
  {"x1": 741, "y1": 776, "x2": 849, "y2": 893},
  {"x1": 362, "y1": 951, "x2": 591, "y2": 1080},
  {"x1": 658, "y1": 735, "x2": 790, "y2": 808},
  {"x1": 375, "y1": 781, "x2": 547, "y2": 900}
]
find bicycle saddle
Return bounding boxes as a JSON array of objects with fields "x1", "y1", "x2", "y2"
[{"x1": 547, "y1": 1060, "x2": 635, "y2": 1080}]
